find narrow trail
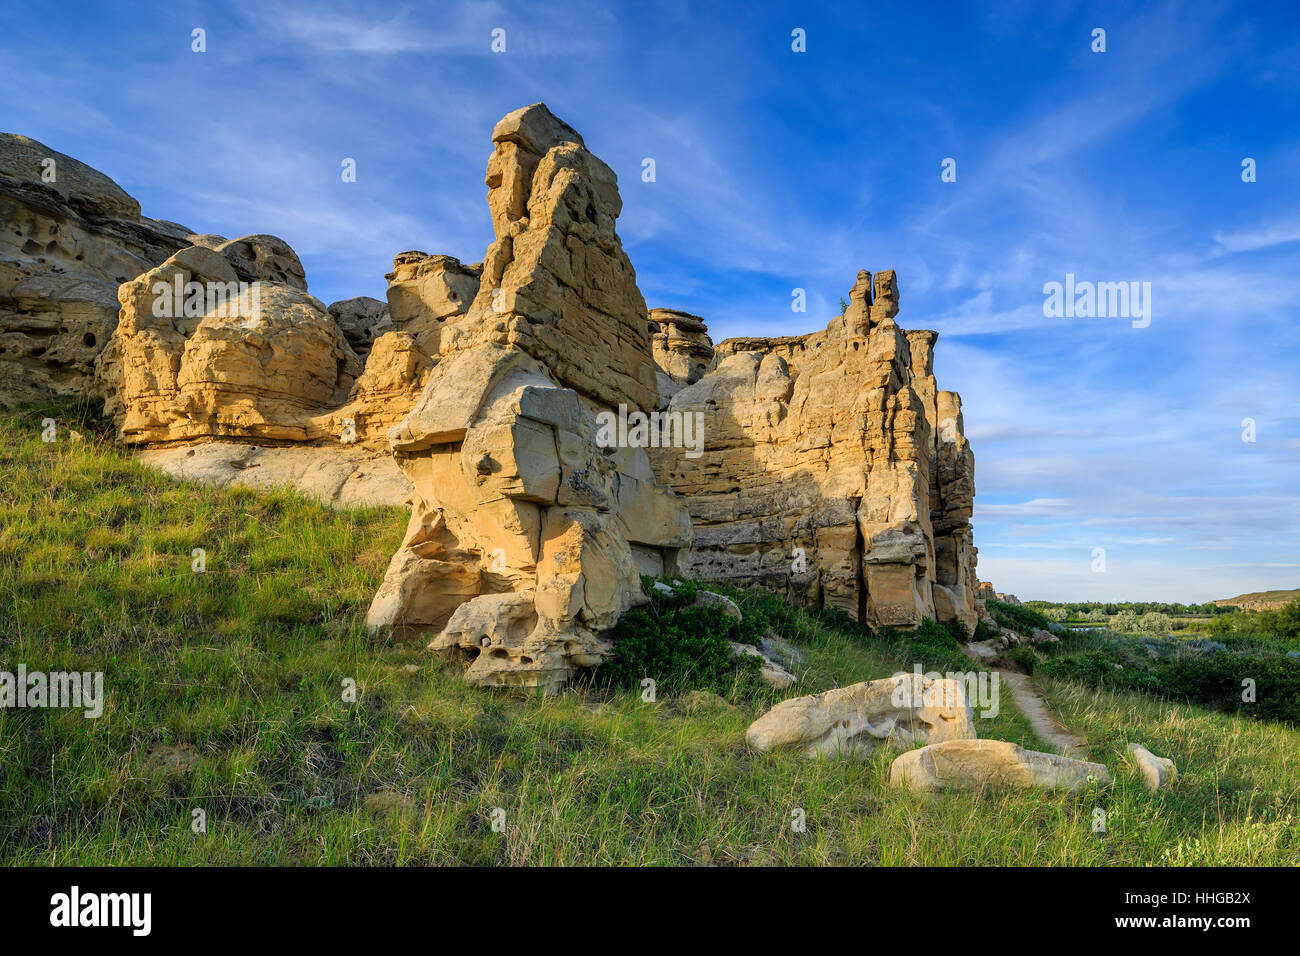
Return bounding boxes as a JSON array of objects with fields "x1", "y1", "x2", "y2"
[{"x1": 966, "y1": 644, "x2": 1089, "y2": 757}]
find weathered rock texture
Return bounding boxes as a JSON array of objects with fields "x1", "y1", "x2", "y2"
[
  {"x1": 746, "y1": 674, "x2": 976, "y2": 757},
  {"x1": 97, "y1": 236, "x2": 477, "y2": 453},
  {"x1": 890, "y1": 739, "x2": 1112, "y2": 792},
  {"x1": 365, "y1": 103, "x2": 691, "y2": 691},
  {"x1": 650, "y1": 269, "x2": 978, "y2": 631},
  {"x1": 1126, "y1": 742, "x2": 1177, "y2": 792},
  {"x1": 0, "y1": 134, "x2": 194, "y2": 403},
  {"x1": 649, "y1": 308, "x2": 714, "y2": 403}
]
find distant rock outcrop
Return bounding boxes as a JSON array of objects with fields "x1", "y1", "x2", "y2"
[
  {"x1": 0, "y1": 133, "x2": 194, "y2": 403},
  {"x1": 649, "y1": 269, "x2": 979, "y2": 631},
  {"x1": 649, "y1": 308, "x2": 714, "y2": 403}
]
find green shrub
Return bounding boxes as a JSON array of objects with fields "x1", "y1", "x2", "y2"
[
  {"x1": 595, "y1": 579, "x2": 764, "y2": 697},
  {"x1": 1256, "y1": 599, "x2": 1300, "y2": 642},
  {"x1": 1007, "y1": 644, "x2": 1039, "y2": 674},
  {"x1": 986, "y1": 599, "x2": 1054, "y2": 636},
  {"x1": 1137, "y1": 611, "x2": 1173, "y2": 634},
  {"x1": 1042, "y1": 629, "x2": 1300, "y2": 725},
  {"x1": 658, "y1": 577, "x2": 869, "y2": 647},
  {"x1": 878, "y1": 618, "x2": 970, "y2": 674},
  {"x1": 940, "y1": 617, "x2": 970, "y2": 644}
]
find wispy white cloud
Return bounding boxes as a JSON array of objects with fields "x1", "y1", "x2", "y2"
[{"x1": 1211, "y1": 221, "x2": 1300, "y2": 255}]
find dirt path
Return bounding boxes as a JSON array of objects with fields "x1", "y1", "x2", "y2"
[
  {"x1": 965, "y1": 644, "x2": 1088, "y2": 757},
  {"x1": 996, "y1": 669, "x2": 1089, "y2": 757}
]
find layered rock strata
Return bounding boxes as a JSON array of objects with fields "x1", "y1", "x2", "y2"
[{"x1": 650, "y1": 269, "x2": 978, "y2": 630}]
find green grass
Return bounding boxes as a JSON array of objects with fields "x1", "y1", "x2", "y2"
[{"x1": 1, "y1": 400, "x2": 1298, "y2": 864}]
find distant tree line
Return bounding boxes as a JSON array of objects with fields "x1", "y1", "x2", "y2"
[
  {"x1": 1026, "y1": 598, "x2": 1300, "y2": 642},
  {"x1": 1024, "y1": 601, "x2": 1232, "y2": 617}
]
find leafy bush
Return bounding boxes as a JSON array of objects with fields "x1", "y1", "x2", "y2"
[
  {"x1": 1042, "y1": 628, "x2": 1300, "y2": 724},
  {"x1": 1256, "y1": 599, "x2": 1300, "y2": 642},
  {"x1": 1007, "y1": 644, "x2": 1039, "y2": 674},
  {"x1": 878, "y1": 618, "x2": 971, "y2": 674},
  {"x1": 1137, "y1": 611, "x2": 1173, "y2": 634},
  {"x1": 596, "y1": 579, "x2": 765, "y2": 697},
  {"x1": 1111, "y1": 611, "x2": 1139, "y2": 633},
  {"x1": 940, "y1": 617, "x2": 970, "y2": 644},
  {"x1": 986, "y1": 599, "x2": 1055, "y2": 637},
  {"x1": 659, "y1": 577, "x2": 868, "y2": 648},
  {"x1": 974, "y1": 617, "x2": 1001, "y2": 643}
]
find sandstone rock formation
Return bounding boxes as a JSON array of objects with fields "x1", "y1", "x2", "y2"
[
  {"x1": 188, "y1": 233, "x2": 307, "y2": 291},
  {"x1": 3, "y1": 103, "x2": 986, "y2": 693},
  {"x1": 97, "y1": 233, "x2": 475, "y2": 454},
  {"x1": 97, "y1": 243, "x2": 360, "y2": 442},
  {"x1": 731, "y1": 641, "x2": 796, "y2": 689},
  {"x1": 1126, "y1": 742, "x2": 1177, "y2": 792},
  {"x1": 364, "y1": 103, "x2": 692, "y2": 692},
  {"x1": 385, "y1": 251, "x2": 481, "y2": 352},
  {"x1": 0, "y1": 133, "x2": 194, "y2": 403},
  {"x1": 745, "y1": 674, "x2": 976, "y2": 757},
  {"x1": 650, "y1": 270, "x2": 979, "y2": 631},
  {"x1": 649, "y1": 308, "x2": 714, "y2": 403},
  {"x1": 890, "y1": 739, "x2": 1112, "y2": 792},
  {"x1": 328, "y1": 296, "x2": 392, "y2": 357},
  {"x1": 979, "y1": 582, "x2": 1021, "y2": 606}
]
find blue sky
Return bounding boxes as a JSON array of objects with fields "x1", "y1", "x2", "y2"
[{"x1": 3, "y1": 0, "x2": 1297, "y2": 602}]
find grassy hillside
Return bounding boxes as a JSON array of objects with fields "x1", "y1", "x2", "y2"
[
  {"x1": 2, "y1": 401, "x2": 1298, "y2": 865},
  {"x1": 1214, "y1": 588, "x2": 1300, "y2": 609}
]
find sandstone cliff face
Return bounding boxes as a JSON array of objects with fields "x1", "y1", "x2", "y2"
[
  {"x1": 0, "y1": 134, "x2": 194, "y2": 403},
  {"x1": 365, "y1": 103, "x2": 691, "y2": 692},
  {"x1": 650, "y1": 269, "x2": 978, "y2": 631}
]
